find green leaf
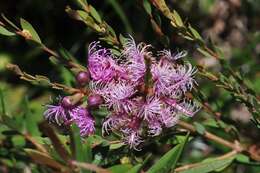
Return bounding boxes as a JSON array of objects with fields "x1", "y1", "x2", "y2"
[
  {"x1": 107, "y1": 0, "x2": 133, "y2": 33},
  {"x1": 188, "y1": 25, "x2": 202, "y2": 40},
  {"x1": 108, "y1": 164, "x2": 132, "y2": 173},
  {"x1": 194, "y1": 122, "x2": 206, "y2": 135},
  {"x1": 22, "y1": 96, "x2": 40, "y2": 136},
  {"x1": 147, "y1": 133, "x2": 189, "y2": 173},
  {"x1": 172, "y1": 10, "x2": 183, "y2": 27},
  {"x1": 11, "y1": 135, "x2": 26, "y2": 148},
  {"x1": 87, "y1": 135, "x2": 109, "y2": 147},
  {"x1": 126, "y1": 164, "x2": 142, "y2": 173},
  {"x1": 143, "y1": 0, "x2": 152, "y2": 15},
  {"x1": 20, "y1": 18, "x2": 41, "y2": 43},
  {"x1": 236, "y1": 154, "x2": 250, "y2": 163},
  {"x1": 197, "y1": 48, "x2": 214, "y2": 58},
  {"x1": 1, "y1": 14, "x2": 20, "y2": 30},
  {"x1": 89, "y1": 5, "x2": 102, "y2": 23},
  {"x1": 0, "y1": 26, "x2": 15, "y2": 36},
  {"x1": 0, "y1": 88, "x2": 6, "y2": 115},
  {"x1": 178, "y1": 156, "x2": 235, "y2": 173},
  {"x1": 71, "y1": 124, "x2": 92, "y2": 173},
  {"x1": 109, "y1": 142, "x2": 124, "y2": 150}
]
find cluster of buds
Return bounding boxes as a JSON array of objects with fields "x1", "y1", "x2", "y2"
[{"x1": 44, "y1": 36, "x2": 200, "y2": 150}]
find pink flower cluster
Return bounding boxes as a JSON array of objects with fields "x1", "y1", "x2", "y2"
[
  {"x1": 44, "y1": 97, "x2": 95, "y2": 136},
  {"x1": 88, "y1": 37, "x2": 200, "y2": 150}
]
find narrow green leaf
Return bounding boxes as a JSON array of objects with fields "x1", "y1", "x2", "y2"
[
  {"x1": 147, "y1": 133, "x2": 189, "y2": 173},
  {"x1": 108, "y1": 164, "x2": 132, "y2": 173},
  {"x1": 194, "y1": 122, "x2": 206, "y2": 135},
  {"x1": 11, "y1": 135, "x2": 26, "y2": 148},
  {"x1": 172, "y1": 10, "x2": 183, "y2": 27},
  {"x1": 77, "y1": 0, "x2": 88, "y2": 9},
  {"x1": 188, "y1": 25, "x2": 202, "y2": 40},
  {"x1": 23, "y1": 97, "x2": 40, "y2": 136},
  {"x1": 20, "y1": 18, "x2": 41, "y2": 43},
  {"x1": 0, "y1": 88, "x2": 6, "y2": 115},
  {"x1": 126, "y1": 164, "x2": 142, "y2": 173},
  {"x1": 1, "y1": 14, "x2": 20, "y2": 30},
  {"x1": 71, "y1": 124, "x2": 92, "y2": 173},
  {"x1": 107, "y1": 0, "x2": 133, "y2": 33},
  {"x1": 143, "y1": 0, "x2": 152, "y2": 15},
  {"x1": 178, "y1": 157, "x2": 235, "y2": 173},
  {"x1": 197, "y1": 48, "x2": 214, "y2": 58},
  {"x1": 89, "y1": 5, "x2": 102, "y2": 23},
  {"x1": 236, "y1": 154, "x2": 250, "y2": 163},
  {"x1": 0, "y1": 26, "x2": 15, "y2": 36},
  {"x1": 109, "y1": 142, "x2": 124, "y2": 150}
]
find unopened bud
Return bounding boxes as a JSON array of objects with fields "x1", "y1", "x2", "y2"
[
  {"x1": 61, "y1": 96, "x2": 73, "y2": 108},
  {"x1": 76, "y1": 71, "x2": 90, "y2": 86},
  {"x1": 87, "y1": 94, "x2": 103, "y2": 107}
]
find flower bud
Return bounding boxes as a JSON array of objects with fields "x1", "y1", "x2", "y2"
[
  {"x1": 61, "y1": 96, "x2": 73, "y2": 108},
  {"x1": 76, "y1": 71, "x2": 90, "y2": 86},
  {"x1": 87, "y1": 94, "x2": 103, "y2": 107}
]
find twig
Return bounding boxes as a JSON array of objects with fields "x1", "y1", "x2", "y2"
[
  {"x1": 178, "y1": 120, "x2": 244, "y2": 152},
  {"x1": 23, "y1": 133, "x2": 48, "y2": 153},
  {"x1": 174, "y1": 150, "x2": 238, "y2": 172},
  {"x1": 71, "y1": 160, "x2": 111, "y2": 173}
]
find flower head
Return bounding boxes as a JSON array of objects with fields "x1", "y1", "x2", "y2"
[
  {"x1": 137, "y1": 96, "x2": 163, "y2": 120},
  {"x1": 43, "y1": 104, "x2": 67, "y2": 125},
  {"x1": 88, "y1": 42, "x2": 124, "y2": 83},
  {"x1": 69, "y1": 107, "x2": 95, "y2": 136},
  {"x1": 44, "y1": 36, "x2": 200, "y2": 150},
  {"x1": 122, "y1": 36, "x2": 152, "y2": 83}
]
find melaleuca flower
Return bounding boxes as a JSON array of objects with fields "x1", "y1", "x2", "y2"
[
  {"x1": 158, "y1": 50, "x2": 187, "y2": 61},
  {"x1": 44, "y1": 97, "x2": 95, "y2": 136},
  {"x1": 87, "y1": 36, "x2": 201, "y2": 150},
  {"x1": 122, "y1": 36, "x2": 152, "y2": 83},
  {"x1": 159, "y1": 107, "x2": 179, "y2": 128},
  {"x1": 102, "y1": 82, "x2": 136, "y2": 113},
  {"x1": 122, "y1": 130, "x2": 143, "y2": 151},
  {"x1": 44, "y1": 36, "x2": 200, "y2": 150},
  {"x1": 43, "y1": 104, "x2": 67, "y2": 125},
  {"x1": 137, "y1": 96, "x2": 163, "y2": 120},
  {"x1": 88, "y1": 42, "x2": 123, "y2": 83},
  {"x1": 69, "y1": 107, "x2": 95, "y2": 136}
]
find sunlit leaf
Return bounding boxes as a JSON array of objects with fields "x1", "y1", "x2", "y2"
[
  {"x1": 20, "y1": 18, "x2": 41, "y2": 43},
  {"x1": 89, "y1": 5, "x2": 102, "y2": 23},
  {"x1": 0, "y1": 26, "x2": 15, "y2": 36}
]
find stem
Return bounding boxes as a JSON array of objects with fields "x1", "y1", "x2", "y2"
[
  {"x1": 71, "y1": 160, "x2": 111, "y2": 173},
  {"x1": 174, "y1": 150, "x2": 238, "y2": 172},
  {"x1": 23, "y1": 133, "x2": 48, "y2": 153},
  {"x1": 42, "y1": 45, "x2": 59, "y2": 57},
  {"x1": 178, "y1": 120, "x2": 244, "y2": 152}
]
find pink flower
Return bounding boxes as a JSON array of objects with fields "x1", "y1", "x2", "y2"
[
  {"x1": 69, "y1": 107, "x2": 95, "y2": 136},
  {"x1": 88, "y1": 42, "x2": 125, "y2": 83},
  {"x1": 122, "y1": 130, "x2": 143, "y2": 151},
  {"x1": 43, "y1": 104, "x2": 67, "y2": 125},
  {"x1": 102, "y1": 82, "x2": 136, "y2": 113},
  {"x1": 44, "y1": 97, "x2": 95, "y2": 136},
  {"x1": 159, "y1": 107, "x2": 179, "y2": 128},
  {"x1": 158, "y1": 50, "x2": 187, "y2": 61},
  {"x1": 163, "y1": 98, "x2": 200, "y2": 117},
  {"x1": 122, "y1": 36, "x2": 152, "y2": 83},
  {"x1": 137, "y1": 96, "x2": 163, "y2": 120}
]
